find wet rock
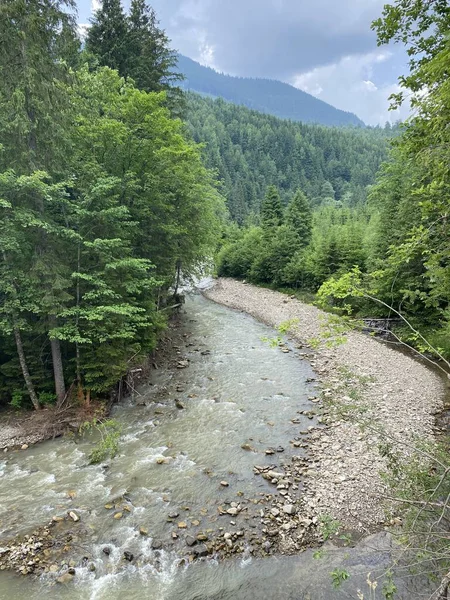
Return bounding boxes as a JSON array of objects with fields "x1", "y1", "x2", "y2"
[
  {"x1": 56, "y1": 572, "x2": 74, "y2": 584},
  {"x1": 178, "y1": 522, "x2": 187, "y2": 529},
  {"x1": 104, "y1": 503, "x2": 114, "y2": 510},
  {"x1": 276, "y1": 446, "x2": 285, "y2": 453},
  {"x1": 89, "y1": 563, "x2": 96, "y2": 572},
  {"x1": 21, "y1": 444, "x2": 29, "y2": 451},
  {"x1": 220, "y1": 481, "x2": 229, "y2": 487},
  {"x1": 226, "y1": 508, "x2": 238, "y2": 516},
  {"x1": 241, "y1": 443, "x2": 252, "y2": 451},
  {"x1": 123, "y1": 551, "x2": 134, "y2": 562},
  {"x1": 175, "y1": 400, "x2": 185, "y2": 410},
  {"x1": 193, "y1": 544, "x2": 208, "y2": 558},
  {"x1": 68, "y1": 511, "x2": 80, "y2": 522},
  {"x1": 151, "y1": 540, "x2": 163, "y2": 550},
  {"x1": 185, "y1": 535, "x2": 197, "y2": 547},
  {"x1": 197, "y1": 533, "x2": 208, "y2": 542},
  {"x1": 52, "y1": 516, "x2": 64, "y2": 523},
  {"x1": 265, "y1": 448, "x2": 275, "y2": 455},
  {"x1": 102, "y1": 547, "x2": 111, "y2": 556},
  {"x1": 177, "y1": 360, "x2": 189, "y2": 369},
  {"x1": 168, "y1": 511, "x2": 180, "y2": 519},
  {"x1": 139, "y1": 527, "x2": 149, "y2": 536},
  {"x1": 113, "y1": 512, "x2": 123, "y2": 520}
]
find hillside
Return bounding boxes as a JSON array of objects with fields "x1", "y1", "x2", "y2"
[
  {"x1": 177, "y1": 54, "x2": 365, "y2": 128},
  {"x1": 185, "y1": 93, "x2": 392, "y2": 222}
]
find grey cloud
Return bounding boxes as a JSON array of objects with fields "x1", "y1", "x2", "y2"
[{"x1": 151, "y1": 0, "x2": 387, "y2": 79}]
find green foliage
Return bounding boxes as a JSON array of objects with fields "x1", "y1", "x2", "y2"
[
  {"x1": 186, "y1": 93, "x2": 392, "y2": 223},
  {"x1": 0, "y1": 3, "x2": 224, "y2": 407},
  {"x1": 331, "y1": 568, "x2": 350, "y2": 589},
  {"x1": 319, "y1": 514, "x2": 342, "y2": 541},
  {"x1": 80, "y1": 419, "x2": 122, "y2": 464}
]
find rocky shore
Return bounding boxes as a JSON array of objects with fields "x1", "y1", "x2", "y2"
[{"x1": 205, "y1": 278, "x2": 446, "y2": 540}]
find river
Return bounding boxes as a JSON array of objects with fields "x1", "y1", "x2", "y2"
[{"x1": 0, "y1": 293, "x2": 432, "y2": 599}]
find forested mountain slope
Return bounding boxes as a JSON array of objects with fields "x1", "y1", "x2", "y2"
[
  {"x1": 177, "y1": 54, "x2": 365, "y2": 127},
  {"x1": 185, "y1": 93, "x2": 392, "y2": 222}
]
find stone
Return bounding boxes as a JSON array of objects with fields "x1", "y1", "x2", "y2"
[
  {"x1": 193, "y1": 544, "x2": 208, "y2": 558},
  {"x1": 270, "y1": 508, "x2": 280, "y2": 517},
  {"x1": 123, "y1": 551, "x2": 134, "y2": 562},
  {"x1": 185, "y1": 535, "x2": 197, "y2": 547},
  {"x1": 168, "y1": 511, "x2": 180, "y2": 519},
  {"x1": 49, "y1": 564, "x2": 59, "y2": 573},
  {"x1": 197, "y1": 533, "x2": 208, "y2": 542},
  {"x1": 282, "y1": 505, "x2": 296, "y2": 515},
  {"x1": 220, "y1": 481, "x2": 229, "y2": 487},
  {"x1": 21, "y1": 444, "x2": 29, "y2": 451},
  {"x1": 113, "y1": 512, "x2": 123, "y2": 520},
  {"x1": 104, "y1": 503, "x2": 114, "y2": 510},
  {"x1": 139, "y1": 527, "x2": 149, "y2": 536},
  {"x1": 175, "y1": 401, "x2": 185, "y2": 410},
  {"x1": 178, "y1": 522, "x2": 187, "y2": 529},
  {"x1": 56, "y1": 572, "x2": 74, "y2": 584},
  {"x1": 224, "y1": 532, "x2": 232, "y2": 540},
  {"x1": 102, "y1": 547, "x2": 111, "y2": 556},
  {"x1": 151, "y1": 540, "x2": 163, "y2": 550},
  {"x1": 227, "y1": 508, "x2": 238, "y2": 516},
  {"x1": 52, "y1": 516, "x2": 64, "y2": 523},
  {"x1": 191, "y1": 519, "x2": 200, "y2": 526},
  {"x1": 241, "y1": 443, "x2": 252, "y2": 451},
  {"x1": 68, "y1": 511, "x2": 80, "y2": 522}
]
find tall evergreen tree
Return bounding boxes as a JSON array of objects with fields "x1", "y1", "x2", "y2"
[
  {"x1": 260, "y1": 186, "x2": 283, "y2": 230},
  {"x1": 86, "y1": 0, "x2": 129, "y2": 77},
  {"x1": 285, "y1": 189, "x2": 312, "y2": 246},
  {"x1": 128, "y1": 0, "x2": 182, "y2": 93}
]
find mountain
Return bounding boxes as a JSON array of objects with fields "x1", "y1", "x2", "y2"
[
  {"x1": 177, "y1": 54, "x2": 365, "y2": 128},
  {"x1": 185, "y1": 93, "x2": 391, "y2": 222}
]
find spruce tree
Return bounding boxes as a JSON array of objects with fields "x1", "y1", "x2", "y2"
[
  {"x1": 285, "y1": 189, "x2": 312, "y2": 246},
  {"x1": 260, "y1": 186, "x2": 283, "y2": 230},
  {"x1": 128, "y1": 0, "x2": 182, "y2": 94},
  {"x1": 86, "y1": 0, "x2": 129, "y2": 77}
]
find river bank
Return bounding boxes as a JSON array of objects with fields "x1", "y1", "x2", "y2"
[{"x1": 205, "y1": 278, "x2": 446, "y2": 540}]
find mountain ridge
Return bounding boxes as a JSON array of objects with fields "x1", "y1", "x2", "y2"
[{"x1": 176, "y1": 54, "x2": 365, "y2": 128}]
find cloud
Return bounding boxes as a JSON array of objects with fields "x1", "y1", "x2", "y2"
[
  {"x1": 79, "y1": 0, "x2": 410, "y2": 123},
  {"x1": 150, "y1": 0, "x2": 388, "y2": 78},
  {"x1": 292, "y1": 51, "x2": 410, "y2": 125}
]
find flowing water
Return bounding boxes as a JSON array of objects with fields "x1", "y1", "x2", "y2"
[{"x1": 0, "y1": 293, "x2": 432, "y2": 599}]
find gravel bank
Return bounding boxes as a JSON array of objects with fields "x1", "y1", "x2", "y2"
[{"x1": 205, "y1": 278, "x2": 445, "y2": 538}]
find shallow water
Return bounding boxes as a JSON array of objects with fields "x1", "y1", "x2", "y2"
[{"x1": 0, "y1": 294, "x2": 432, "y2": 599}]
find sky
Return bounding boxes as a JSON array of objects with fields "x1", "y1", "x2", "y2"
[{"x1": 76, "y1": 0, "x2": 410, "y2": 126}]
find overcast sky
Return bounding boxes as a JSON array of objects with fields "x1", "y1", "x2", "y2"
[{"x1": 77, "y1": 0, "x2": 410, "y2": 125}]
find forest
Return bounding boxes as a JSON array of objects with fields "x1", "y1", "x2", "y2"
[
  {"x1": 0, "y1": 0, "x2": 223, "y2": 409},
  {"x1": 217, "y1": 2, "x2": 450, "y2": 360},
  {"x1": 186, "y1": 94, "x2": 393, "y2": 223}
]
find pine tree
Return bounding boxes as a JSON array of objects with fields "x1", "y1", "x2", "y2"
[
  {"x1": 285, "y1": 189, "x2": 312, "y2": 246},
  {"x1": 260, "y1": 186, "x2": 283, "y2": 230},
  {"x1": 86, "y1": 0, "x2": 130, "y2": 77},
  {"x1": 127, "y1": 0, "x2": 182, "y2": 94}
]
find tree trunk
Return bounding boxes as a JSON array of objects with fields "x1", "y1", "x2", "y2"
[
  {"x1": 49, "y1": 316, "x2": 66, "y2": 406},
  {"x1": 13, "y1": 326, "x2": 40, "y2": 410}
]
